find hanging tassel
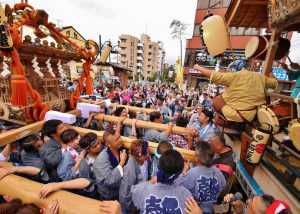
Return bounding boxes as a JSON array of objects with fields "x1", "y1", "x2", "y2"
[
  {"x1": 86, "y1": 75, "x2": 93, "y2": 95},
  {"x1": 11, "y1": 75, "x2": 28, "y2": 106}
]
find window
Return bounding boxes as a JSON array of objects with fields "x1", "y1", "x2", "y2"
[
  {"x1": 131, "y1": 42, "x2": 134, "y2": 47},
  {"x1": 148, "y1": 52, "x2": 152, "y2": 56},
  {"x1": 193, "y1": 24, "x2": 201, "y2": 36},
  {"x1": 229, "y1": 27, "x2": 259, "y2": 36},
  {"x1": 66, "y1": 31, "x2": 70, "y2": 37},
  {"x1": 120, "y1": 39, "x2": 127, "y2": 43},
  {"x1": 197, "y1": 0, "x2": 230, "y2": 9},
  {"x1": 147, "y1": 71, "x2": 151, "y2": 74},
  {"x1": 149, "y1": 45, "x2": 153, "y2": 49},
  {"x1": 76, "y1": 66, "x2": 83, "y2": 75},
  {"x1": 74, "y1": 33, "x2": 78, "y2": 39}
]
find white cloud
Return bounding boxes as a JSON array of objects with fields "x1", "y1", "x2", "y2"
[{"x1": 2, "y1": 0, "x2": 197, "y2": 65}]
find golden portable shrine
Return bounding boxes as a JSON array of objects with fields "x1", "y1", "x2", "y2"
[{"x1": 0, "y1": 2, "x2": 101, "y2": 125}]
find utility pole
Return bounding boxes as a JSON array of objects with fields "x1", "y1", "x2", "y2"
[{"x1": 53, "y1": 18, "x2": 63, "y2": 28}]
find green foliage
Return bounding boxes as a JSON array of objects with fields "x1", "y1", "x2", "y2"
[
  {"x1": 162, "y1": 65, "x2": 175, "y2": 83},
  {"x1": 149, "y1": 71, "x2": 158, "y2": 82}
]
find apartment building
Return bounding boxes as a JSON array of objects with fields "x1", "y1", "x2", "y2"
[
  {"x1": 157, "y1": 41, "x2": 166, "y2": 74},
  {"x1": 119, "y1": 34, "x2": 165, "y2": 80}
]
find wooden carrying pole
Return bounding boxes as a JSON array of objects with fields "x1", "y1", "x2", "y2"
[
  {"x1": 71, "y1": 126, "x2": 196, "y2": 163},
  {"x1": 0, "y1": 109, "x2": 81, "y2": 147},
  {"x1": 94, "y1": 114, "x2": 189, "y2": 135},
  {"x1": 0, "y1": 174, "x2": 103, "y2": 214},
  {"x1": 117, "y1": 105, "x2": 155, "y2": 115}
]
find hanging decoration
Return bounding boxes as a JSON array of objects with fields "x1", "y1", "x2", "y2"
[
  {"x1": 57, "y1": 60, "x2": 66, "y2": 79},
  {"x1": 46, "y1": 58, "x2": 55, "y2": 78},
  {"x1": 0, "y1": 58, "x2": 11, "y2": 77},
  {"x1": 175, "y1": 57, "x2": 183, "y2": 84},
  {"x1": 31, "y1": 56, "x2": 44, "y2": 78}
]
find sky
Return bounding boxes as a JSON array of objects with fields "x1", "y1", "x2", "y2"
[
  {"x1": 3, "y1": 0, "x2": 300, "y2": 65},
  {"x1": 3, "y1": 0, "x2": 197, "y2": 64}
]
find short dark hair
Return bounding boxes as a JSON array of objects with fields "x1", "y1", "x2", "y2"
[
  {"x1": 261, "y1": 194, "x2": 275, "y2": 209},
  {"x1": 135, "y1": 103, "x2": 143, "y2": 108},
  {"x1": 22, "y1": 134, "x2": 39, "y2": 153},
  {"x1": 195, "y1": 141, "x2": 215, "y2": 167},
  {"x1": 41, "y1": 119, "x2": 62, "y2": 138},
  {"x1": 79, "y1": 132, "x2": 98, "y2": 149},
  {"x1": 159, "y1": 150, "x2": 184, "y2": 177},
  {"x1": 158, "y1": 96, "x2": 165, "y2": 102},
  {"x1": 60, "y1": 129, "x2": 79, "y2": 144},
  {"x1": 211, "y1": 133, "x2": 226, "y2": 147},
  {"x1": 129, "y1": 111, "x2": 137, "y2": 119},
  {"x1": 114, "y1": 107, "x2": 126, "y2": 117},
  {"x1": 157, "y1": 142, "x2": 173, "y2": 154},
  {"x1": 145, "y1": 102, "x2": 152, "y2": 108},
  {"x1": 202, "y1": 109, "x2": 213, "y2": 122},
  {"x1": 121, "y1": 100, "x2": 128, "y2": 105},
  {"x1": 150, "y1": 111, "x2": 161, "y2": 122},
  {"x1": 176, "y1": 116, "x2": 188, "y2": 127}
]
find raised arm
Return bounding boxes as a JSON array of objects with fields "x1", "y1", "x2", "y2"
[
  {"x1": 194, "y1": 64, "x2": 213, "y2": 78},
  {"x1": 116, "y1": 117, "x2": 126, "y2": 135},
  {"x1": 0, "y1": 144, "x2": 12, "y2": 161}
]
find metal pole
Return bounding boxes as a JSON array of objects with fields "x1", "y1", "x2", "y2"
[
  {"x1": 180, "y1": 39, "x2": 183, "y2": 67},
  {"x1": 99, "y1": 35, "x2": 102, "y2": 55},
  {"x1": 109, "y1": 39, "x2": 111, "y2": 63}
]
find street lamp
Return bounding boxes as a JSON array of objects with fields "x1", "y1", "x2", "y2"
[{"x1": 110, "y1": 40, "x2": 120, "y2": 64}]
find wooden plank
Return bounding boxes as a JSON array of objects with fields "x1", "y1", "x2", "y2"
[
  {"x1": 266, "y1": 92, "x2": 300, "y2": 104},
  {"x1": 0, "y1": 109, "x2": 81, "y2": 147},
  {"x1": 243, "y1": 0, "x2": 267, "y2": 5},
  {"x1": 226, "y1": 0, "x2": 243, "y2": 26},
  {"x1": 0, "y1": 174, "x2": 103, "y2": 214},
  {"x1": 118, "y1": 105, "x2": 155, "y2": 114},
  {"x1": 94, "y1": 114, "x2": 189, "y2": 135},
  {"x1": 262, "y1": 29, "x2": 281, "y2": 76},
  {"x1": 71, "y1": 126, "x2": 197, "y2": 163}
]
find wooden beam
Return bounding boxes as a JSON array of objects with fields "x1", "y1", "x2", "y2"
[
  {"x1": 262, "y1": 29, "x2": 280, "y2": 76},
  {"x1": 265, "y1": 92, "x2": 300, "y2": 104},
  {"x1": 243, "y1": 0, "x2": 267, "y2": 5},
  {"x1": 72, "y1": 126, "x2": 197, "y2": 163},
  {"x1": 0, "y1": 109, "x2": 81, "y2": 147},
  {"x1": 226, "y1": 0, "x2": 243, "y2": 27},
  {"x1": 0, "y1": 174, "x2": 103, "y2": 214},
  {"x1": 118, "y1": 105, "x2": 155, "y2": 115},
  {"x1": 94, "y1": 114, "x2": 189, "y2": 136}
]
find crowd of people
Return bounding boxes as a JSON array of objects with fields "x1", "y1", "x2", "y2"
[{"x1": 0, "y1": 63, "x2": 293, "y2": 214}]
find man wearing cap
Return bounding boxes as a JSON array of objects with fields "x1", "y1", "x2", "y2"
[{"x1": 194, "y1": 62, "x2": 278, "y2": 124}]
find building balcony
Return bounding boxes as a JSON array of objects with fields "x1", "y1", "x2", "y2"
[
  {"x1": 137, "y1": 63, "x2": 143, "y2": 67},
  {"x1": 137, "y1": 49, "x2": 143, "y2": 54},
  {"x1": 137, "y1": 56, "x2": 143, "y2": 61},
  {"x1": 138, "y1": 43, "x2": 143, "y2": 47}
]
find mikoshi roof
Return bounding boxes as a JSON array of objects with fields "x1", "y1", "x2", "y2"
[
  {"x1": 225, "y1": 0, "x2": 300, "y2": 32},
  {"x1": 225, "y1": 0, "x2": 268, "y2": 28}
]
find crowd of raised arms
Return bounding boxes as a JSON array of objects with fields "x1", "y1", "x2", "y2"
[{"x1": 0, "y1": 82, "x2": 292, "y2": 214}]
